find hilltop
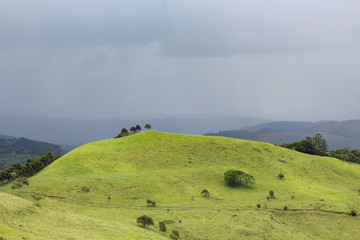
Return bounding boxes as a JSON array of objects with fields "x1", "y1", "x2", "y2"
[
  {"x1": 1, "y1": 131, "x2": 360, "y2": 239},
  {"x1": 0, "y1": 116, "x2": 270, "y2": 145}
]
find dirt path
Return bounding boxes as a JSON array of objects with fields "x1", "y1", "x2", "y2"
[{"x1": 27, "y1": 192, "x2": 352, "y2": 216}]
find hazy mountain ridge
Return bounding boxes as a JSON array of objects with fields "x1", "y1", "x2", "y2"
[
  {"x1": 0, "y1": 134, "x2": 15, "y2": 139},
  {"x1": 0, "y1": 116, "x2": 270, "y2": 145},
  {"x1": 205, "y1": 119, "x2": 360, "y2": 150},
  {"x1": 0, "y1": 137, "x2": 65, "y2": 170}
]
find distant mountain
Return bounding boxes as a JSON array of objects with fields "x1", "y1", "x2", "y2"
[
  {"x1": 0, "y1": 137, "x2": 65, "y2": 170},
  {"x1": 0, "y1": 116, "x2": 270, "y2": 145},
  {"x1": 0, "y1": 134, "x2": 15, "y2": 140},
  {"x1": 205, "y1": 120, "x2": 360, "y2": 150}
]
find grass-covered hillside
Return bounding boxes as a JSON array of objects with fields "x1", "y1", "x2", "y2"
[{"x1": 1, "y1": 131, "x2": 360, "y2": 239}]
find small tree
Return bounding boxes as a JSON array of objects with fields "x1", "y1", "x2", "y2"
[
  {"x1": 269, "y1": 190, "x2": 275, "y2": 199},
  {"x1": 224, "y1": 169, "x2": 244, "y2": 186},
  {"x1": 144, "y1": 124, "x2": 152, "y2": 130},
  {"x1": 350, "y1": 209, "x2": 357, "y2": 216},
  {"x1": 81, "y1": 186, "x2": 90, "y2": 200},
  {"x1": 11, "y1": 182, "x2": 22, "y2": 191},
  {"x1": 116, "y1": 128, "x2": 129, "y2": 138},
  {"x1": 242, "y1": 173, "x2": 255, "y2": 188},
  {"x1": 129, "y1": 126, "x2": 137, "y2": 135},
  {"x1": 135, "y1": 124, "x2": 142, "y2": 133},
  {"x1": 17, "y1": 177, "x2": 29, "y2": 185},
  {"x1": 201, "y1": 189, "x2": 210, "y2": 198},
  {"x1": 81, "y1": 186, "x2": 90, "y2": 193},
  {"x1": 137, "y1": 215, "x2": 154, "y2": 228},
  {"x1": 146, "y1": 199, "x2": 156, "y2": 206},
  {"x1": 159, "y1": 221, "x2": 167, "y2": 232},
  {"x1": 278, "y1": 173, "x2": 284, "y2": 180},
  {"x1": 15, "y1": 177, "x2": 29, "y2": 191},
  {"x1": 170, "y1": 229, "x2": 180, "y2": 239}
]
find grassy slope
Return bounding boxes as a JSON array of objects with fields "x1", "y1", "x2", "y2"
[{"x1": 1, "y1": 131, "x2": 360, "y2": 239}]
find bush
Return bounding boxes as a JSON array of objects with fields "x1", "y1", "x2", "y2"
[
  {"x1": 17, "y1": 177, "x2": 29, "y2": 185},
  {"x1": 159, "y1": 221, "x2": 166, "y2": 232},
  {"x1": 81, "y1": 186, "x2": 90, "y2": 193},
  {"x1": 146, "y1": 199, "x2": 156, "y2": 206},
  {"x1": 170, "y1": 229, "x2": 179, "y2": 239},
  {"x1": 257, "y1": 204, "x2": 261, "y2": 208},
  {"x1": 278, "y1": 173, "x2": 284, "y2": 180},
  {"x1": 350, "y1": 209, "x2": 357, "y2": 216},
  {"x1": 201, "y1": 189, "x2": 210, "y2": 198},
  {"x1": 284, "y1": 206, "x2": 288, "y2": 210},
  {"x1": 269, "y1": 190, "x2": 275, "y2": 199},
  {"x1": 11, "y1": 182, "x2": 22, "y2": 190},
  {"x1": 224, "y1": 169, "x2": 244, "y2": 186},
  {"x1": 224, "y1": 169, "x2": 255, "y2": 187}
]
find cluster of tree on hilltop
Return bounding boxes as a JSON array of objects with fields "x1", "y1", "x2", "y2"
[
  {"x1": 280, "y1": 133, "x2": 328, "y2": 156},
  {"x1": 0, "y1": 152, "x2": 58, "y2": 185},
  {"x1": 115, "y1": 124, "x2": 151, "y2": 138},
  {"x1": 280, "y1": 133, "x2": 360, "y2": 164}
]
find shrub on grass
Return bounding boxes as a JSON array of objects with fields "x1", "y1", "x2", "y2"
[
  {"x1": 17, "y1": 177, "x2": 29, "y2": 185},
  {"x1": 170, "y1": 229, "x2": 179, "y2": 239},
  {"x1": 81, "y1": 186, "x2": 90, "y2": 193},
  {"x1": 146, "y1": 199, "x2": 156, "y2": 206},
  {"x1": 269, "y1": 190, "x2": 275, "y2": 199},
  {"x1": 224, "y1": 169, "x2": 255, "y2": 187},
  {"x1": 224, "y1": 169, "x2": 244, "y2": 186},
  {"x1": 278, "y1": 173, "x2": 284, "y2": 180},
  {"x1": 159, "y1": 221, "x2": 166, "y2": 232},
  {"x1": 11, "y1": 182, "x2": 22, "y2": 190},
  {"x1": 201, "y1": 189, "x2": 210, "y2": 198},
  {"x1": 257, "y1": 204, "x2": 261, "y2": 209},
  {"x1": 350, "y1": 209, "x2": 357, "y2": 216}
]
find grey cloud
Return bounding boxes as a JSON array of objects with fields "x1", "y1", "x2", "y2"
[
  {"x1": 2, "y1": 1, "x2": 359, "y2": 56},
  {"x1": 1, "y1": 0, "x2": 360, "y2": 122}
]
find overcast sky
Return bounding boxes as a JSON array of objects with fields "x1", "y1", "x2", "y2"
[{"x1": 1, "y1": 0, "x2": 360, "y2": 121}]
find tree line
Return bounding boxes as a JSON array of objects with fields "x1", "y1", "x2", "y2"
[
  {"x1": 0, "y1": 152, "x2": 58, "y2": 185},
  {"x1": 115, "y1": 124, "x2": 151, "y2": 138},
  {"x1": 280, "y1": 133, "x2": 360, "y2": 163},
  {"x1": 280, "y1": 133, "x2": 328, "y2": 156}
]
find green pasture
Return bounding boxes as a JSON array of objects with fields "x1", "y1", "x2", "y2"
[{"x1": 1, "y1": 131, "x2": 360, "y2": 239}]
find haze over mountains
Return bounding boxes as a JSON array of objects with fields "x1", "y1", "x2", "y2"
[
  {"x1": 2, "y1": 116, "x2": 360, "y2": 151},
  {"x1": 0, "y1": 136, "x2": 64, "y2": 170},
  {"x1": 205, "y1": 119, "x2": 360, "y2": 150},
  {"x1": 0, "y1": 116, "x2": 270, "y2": 146}
]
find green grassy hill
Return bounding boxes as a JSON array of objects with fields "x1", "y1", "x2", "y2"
[{"x1": 1, "y1": 131, "x2": 360, "y2": 239}]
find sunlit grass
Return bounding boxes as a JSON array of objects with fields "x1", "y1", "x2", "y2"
[{"x1": 1, "y1": 131, "x2": 360, "y2": 239}]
